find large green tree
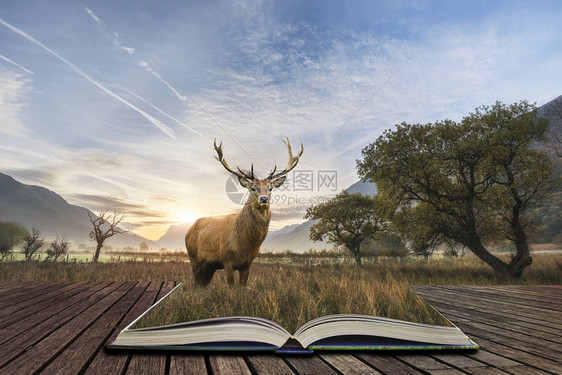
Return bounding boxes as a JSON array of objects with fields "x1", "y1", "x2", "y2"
[
  {"x1": 357, "y1": 101, "x2": 558, "y2": 278},
  {"x1": 0, "y1": 221, "x2": 29, "y2": 261},
  {"x1": 305, "y1": 191, "x2": 386, "y2": 266}
]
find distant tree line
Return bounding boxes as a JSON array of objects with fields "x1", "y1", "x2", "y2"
[
  {"x1": 0, "y1": 222, "x2": 69, "y2": 262},
  {"x1": 308, "y1": 101, "x2": 560, "y2": 278},
  {"x1": 0, "y1": 210, "x2": 128, "y2": 263}
]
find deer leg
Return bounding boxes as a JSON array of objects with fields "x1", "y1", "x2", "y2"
[
  {"x1": 239, "y1": 266, "x2": 251, "y2": 287},
  {"x1": 199, "y1": 266, "x2": 217, "y2": 287},
  {"x1": 193, "y1": 262, "x2": 216, "y2": 287},
  {"x1": 225, "y1": 266, "x2": 235, "y2": 287}
]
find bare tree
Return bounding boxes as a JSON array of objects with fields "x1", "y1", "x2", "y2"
[
  {"x1": 89, "y1": 211, "x2": 129, "y2": 262},
  {"x1": 45, "y1": 237, "x2": 69, "y2": 261},
  {"x1": 21, "y1": 227, "x2": 45, "y2": 260}
]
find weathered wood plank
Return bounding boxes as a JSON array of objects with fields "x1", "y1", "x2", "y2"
[
  {"x1": 0, "y1": 282, "x2": 92, "y2": 329},
  {"x1": 0, "y1": 281, "x2": 100, "y2": 345},
  {"x1": 394, "y1": 353, "x2": 455, "y2": 371},
  {"x1": 169, "y1": 355, "x2": 207, "y2": 375},
  {"x1": 459, "y1": 334, "x2": 561, "y2": 374},
  {"x1": 422, "y1": 369, "x2": 466, "y2": 375},
  {"x1": 438, "y1": 285, "x2": 562, "y2": 311},
  {"x1": 473, "y1": 285, "x2": 562, "y2": 305},
  {"x1": 208, "y1": 355, "x2": 252, "y2": 375},
  {"x1": 0, "y1": 282, "x2": 559, "y2": 374},
  {"x1": 462, "y1": 367, "x2": 513, "y2": 375},
  {"x1": 0, "y1": 281, "x2": 18, "y2": 292},
  {"x1": 0, "y1": 281, "x2": 86, "y2": 319},
  {"x1": 415, "y1": 296, "x2": 562, "y2": 351},
  {"x1": 125, "y1": 281, "x2": 175, "y2": 375},
  {"x1": 0, "y1": 281, "x2": 66, "y2": 306},
  {"x1": 0, "y1": 281, "x2": 44, "y2": 296},
  {"x1": 415, "y1": 297, "x2": 561, "y2": 344},
  {"x1": 0, "y1": 282, "x2": 112, "y2": 366},
  {"x1": 416, "y1": 286, "x2": 562, "y2": 327},
  {"x1": 284, "y1": 355, "x2": 338, "y2": 375},
  {"x1": 126, "y1": 354, "x2": 169, "y2": 375},
  {"x1": 0, "y1": 282, "x2": 133, "y2": 375},
  {"x1": 504, "y1": 365, "x2": 555, "y2": 375},
  {"x1": 246, "y1": 354, "x2": 296, "y2": 375},
  {"x1": 319, "y1": 353, "x2": 381, "y2": 374},
  {"x1": 40, "y1": 281, "x2": 149, "y2": 375},
  {"x1": 430, "y1": 352, "x2": 488, "y2": 370},
  {"x1": 356, "y1": 353, "x2": 425, "y2": 374},
  {"x1": 464, "y1": 349, "x2": 522, "y2": 368},
  {"x1": 84, "y1": 281, "x2": 164, "y2": 375},
  {"x1": 412, "y1": 287, "x2": 562, "y2": 333}
]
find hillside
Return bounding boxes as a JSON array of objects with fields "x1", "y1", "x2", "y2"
[{"x1": 0, "y1": 172, "x2": 153, "y2": 247}]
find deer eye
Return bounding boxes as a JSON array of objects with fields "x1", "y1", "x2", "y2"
[{"x1": 251, "y1": 187, "x2": 256, "y2": 191}]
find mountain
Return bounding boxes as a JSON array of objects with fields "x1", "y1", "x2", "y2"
[
  {"x1": 0, "y1": 172, "x2": 153, "y2": 248},
  {"x1": 263, "y1": 223, "x2": 300, "y2": 243},
  {"x1": 538, "y1": 94, "x2": 562, "y2": 160},
  {"x1": 155, "y1": 223, "x2": 191, "y2": 251},
  {"x1": 261, "y1": 180, "x2": 377, "y2": 253},
  {"x1": 344, "y1": 180, "x2": 378, "y2": 195}
]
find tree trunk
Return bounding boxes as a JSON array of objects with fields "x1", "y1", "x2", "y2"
[
  {"x1": 93, "y1": 242, "x2": 103, "y2": 262},
  {"x1": 466, "y1": 236, "x2": 510, "y2": 276},
  {"x1": 508, "y1": 214, "x2": 533, "y2": 278},
  {"x1": 350, "y1": 247, "x2": 363, "y2": 267}
]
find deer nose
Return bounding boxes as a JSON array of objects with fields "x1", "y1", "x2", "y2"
[{"x1": 259, "y1": 196, "x2": 269, "y2": 203}]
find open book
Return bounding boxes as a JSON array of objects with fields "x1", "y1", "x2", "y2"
[{"x1": 108, "y1": 284, "x2": 479, "y2": 353}]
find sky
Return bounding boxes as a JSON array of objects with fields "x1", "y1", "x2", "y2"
[{"x1": 1, "y1": 0, "x2": 561, "y2": 240}]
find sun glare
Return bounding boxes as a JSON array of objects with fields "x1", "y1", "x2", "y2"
[{"x1": 177, "y1": 211, "x2": 198, "y2": 224}]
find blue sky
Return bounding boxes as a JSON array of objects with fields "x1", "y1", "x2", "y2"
[{"x1": 1, "y1": 0, "x2": 561, "y2": 239}]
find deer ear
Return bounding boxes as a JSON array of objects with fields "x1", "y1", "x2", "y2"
[
  {"x1": 270, "y1": 176, "x2": 286, "y2": 188},
  {"x1": 238, "y1": 176, "x2": 253, "y2": 189}
]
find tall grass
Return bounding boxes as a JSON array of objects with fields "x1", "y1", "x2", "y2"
[
  {"x1": 134, "y1": 262, "x2": 454, "y2": 332},
  {"x1": 1, "y1": 255, "x2": 560, "y2": 332},
  {"x1": 1, "y1": 254, "x2": 560, "y2": 284}
]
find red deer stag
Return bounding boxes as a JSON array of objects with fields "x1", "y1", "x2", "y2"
[{"x1": 185, "y1": 138, "x2": 303, "y2": 287}]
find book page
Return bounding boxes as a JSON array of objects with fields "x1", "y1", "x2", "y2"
[{"x1": 131, "y1": 263, "x2": 452, "y2": 333}]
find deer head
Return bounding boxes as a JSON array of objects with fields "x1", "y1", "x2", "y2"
[{"x1": 214, "y1": 138, "x2": 304, "y2": 207}]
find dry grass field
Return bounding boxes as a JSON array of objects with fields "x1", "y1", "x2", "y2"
[{"x1": 1, "y1": 254, "x2": 560, "y2": 333}]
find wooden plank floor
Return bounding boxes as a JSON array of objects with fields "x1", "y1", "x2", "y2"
[{"x1": 0, "y1": 282, "x2": 559, "y2": 375}]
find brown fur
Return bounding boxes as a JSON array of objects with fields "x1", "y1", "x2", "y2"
[
  {"x1": 185, "y1": 179, "x2": 276, "y2": 287},
  {"x1": 186, "y1": 138, "x2": 302, "y2": 287}
]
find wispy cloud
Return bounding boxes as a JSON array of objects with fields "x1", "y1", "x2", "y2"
[
  {"x1": 0, "y1": 17, "x2": 176, "y2": 139},
  {"x1": 83, "y1": 6, "x2": 135, "y2": 54},
  {"x1": 83, "y1": 7, "x2": 100, "y2": 23},
  {"x1": 111, "y1": 79, "x2": 211, "y2": 142},
  {"x1": 139, "y1": 61, "x2": 187, "y2": 101},
  {"x1": 0, "y1": 67, "x2": 32, "y2": 136},
  {"x1": 0, "y1": 53, "x2": 33, "y2": 74}
]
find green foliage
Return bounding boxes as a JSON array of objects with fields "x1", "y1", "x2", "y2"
[
  {"x1": 139, "y1": 242, "x2": 149, "y2": 252},
  {"x1": 305, "y1": 191, "x2": 387, "y2": 265},
  {"x1": 0, "y1": 221, "x2": 29, "y2": 261},
  {"x1": 357, "y1": 100, "x2": 559, "y2": 277}
]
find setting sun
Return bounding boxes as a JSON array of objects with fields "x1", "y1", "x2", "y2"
[{"x1": 177, "y1": 211, "x2": 199, "y2": 224}]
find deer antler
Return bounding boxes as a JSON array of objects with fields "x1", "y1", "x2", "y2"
[
  {"x1": 214, "y1": 139, "x2": 255, "y2": 180},
  {"x1": 267, "y1": 138, "x2": 304, "y2": 180}
]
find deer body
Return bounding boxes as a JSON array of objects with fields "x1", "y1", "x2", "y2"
[{"x1": 186, "y1": 139, "x2": 302, "y2": 287}]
